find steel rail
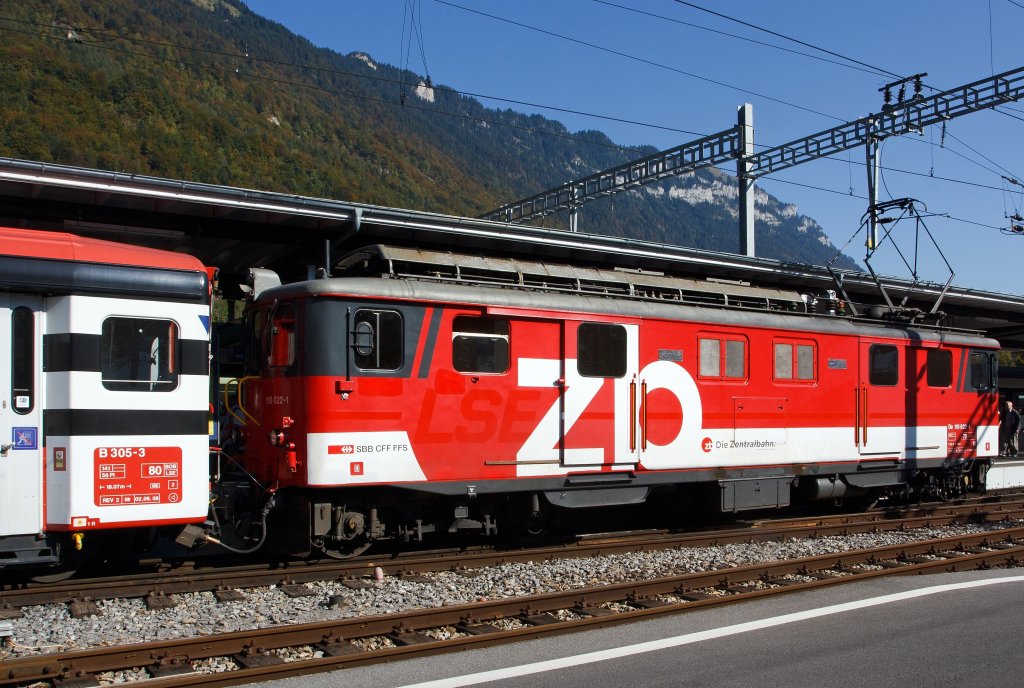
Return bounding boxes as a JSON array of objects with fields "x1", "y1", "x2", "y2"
[
  {"x1": 1, "y1": 527, "x2": 1020, "y2": 686},
  {"x1": 3, "y1": 498, "x2": 1022, "y2": 610}
]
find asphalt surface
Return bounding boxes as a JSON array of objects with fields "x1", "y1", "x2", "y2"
[{"x1": 254, "y1": 569, "x2": 1024, "y2": 688}]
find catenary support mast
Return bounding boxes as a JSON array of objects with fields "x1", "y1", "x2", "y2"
[{"x1": 483, "y1": 66, "x2": 1024, "y2": 255}]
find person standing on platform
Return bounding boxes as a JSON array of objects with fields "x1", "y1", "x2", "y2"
[{"x1": 1000, "y1": 399, "x2": 1020, "y2": 456}]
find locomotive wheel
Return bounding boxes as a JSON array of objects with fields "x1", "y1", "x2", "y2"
[
  {"x1": 503, "y1": 494, "x2": 550, "y2": 541},
  {"x1": 317, "y1": 537, "x2": 373, "y2": 559},
  {"x1": 522, "y1": 506, "x2": 549, "y2": 537}
]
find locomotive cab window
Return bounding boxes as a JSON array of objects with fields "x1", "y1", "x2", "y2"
[
  {"x1": 267, "y1": 302, "x2": 297, "y2": 369},
  {"x1": 452, "y1": 316, "x2": 509, "y2": 374},
  {"x1": 869, "y1": 344, "x2": 899, "y2": 386},
  {"x1": 968, "y1": 350, "x2": 997, "y2": 392},
  {"x1": 11, "y1": 307, "x2": 35, "y2": 414},
  {"x1": 699, "y1": 335, "x2": 747, "y2": 381},
  {"x1": 578, "y1": 323, "x2": 627, "y2": 378},
  {"x1": 926, "y1": 349, "x2": 953, "y2": 388},
  {"x1": 244, "y1": 308, "x2": 266, "y2": 375},
  {"x1": 352, "y1": 309, "x2": 403, "y2": 371},
  {"x1": 101, "y1": 317, "x2": 179, "y2": 392},
  {"x1": 773, "y1": 340, "x2": 816, "y2": 383}
]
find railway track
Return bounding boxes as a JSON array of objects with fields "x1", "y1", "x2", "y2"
[
  {"x1": 1, "y1": 524, "x2": 1021, "y2": 687},
  {"x1": 2, "y1": 494, "x2": 1023, "y2": 613}
]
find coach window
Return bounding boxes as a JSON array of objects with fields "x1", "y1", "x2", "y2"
[
  {"x1": 452, "y1": 316, "x2": 509, "y2": 374},
  {"x1": 926, "y1": 349, "x2": 953, "y2": 388},
  {"x1": 699, "y1": 335, "x2": 746, "y2": 381},
  {"x1": 11, "y1": 307, "x2": 34, "y2": 414},
  {"x1": 100, "y1": 317, "x2": 179, "y2": 392},
  {"x1": 869, "y1": 344, "x2": 899, "y2": 386},
  {"x1": 774, "y1": 340, "x2": 816, "y2": 383},
  {"x1": 352, "y1": 309, "x2": 403, "y2": 371},
  {"x1": 578, "y1": 323, "x2": 627, "y2": 378}
]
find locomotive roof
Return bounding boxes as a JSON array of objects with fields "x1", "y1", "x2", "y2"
[
  {"x1": 334, "y1": 245, "x2": 808, "y2": 311},
  {"x1": 260, "y1": 255, "x2": 998, "y2": 349},
  {"x1": 4, "y1": 156, "x2": 1024, "y2": 347}
]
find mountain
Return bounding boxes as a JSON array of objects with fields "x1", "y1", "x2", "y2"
[{"x1": 0, "y1": 0, "x2": 858, "y2": 270}]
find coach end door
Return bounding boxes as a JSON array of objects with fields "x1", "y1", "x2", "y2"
[{"x1": 0, "y1": 294, "x2": 44, "y2": 536}]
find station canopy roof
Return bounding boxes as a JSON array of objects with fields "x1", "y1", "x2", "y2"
[{"x1": 2, "y1": 156, "x2": 1023, "y2": 348}]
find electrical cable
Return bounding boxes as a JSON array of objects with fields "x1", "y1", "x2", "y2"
[
  {"x1": 662, "y1": 1, "x2": 1024, "y2": 182},
  {"x1": 670, "y1": 0, "x2": 902, "y2": 80},
  {"x1": 0, "y1": 14, "x2": 708, "y2": 140},
  {"x1": 8, "y1": 11, "x2": 1017, "y2": 186},
  {"x1": 593, "y1": 0, "x2": 890, "y2": 78},
  {"x1": 3, "y1": 9, "x2": 1021, "y2": 233},
  {"x1": 761, "y1": 177, "x2": 1006, "y2": 231},
  {"x1": 4, "y1": 17, "x2": 1013, "y2": 205},
  {"x1": 433, "y1": 0, "x2": 844, "y2": 121}
]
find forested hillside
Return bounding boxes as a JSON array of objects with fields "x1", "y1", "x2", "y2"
[{"x1": 0, "y1": 0, "x2": 858, "y2": 268}]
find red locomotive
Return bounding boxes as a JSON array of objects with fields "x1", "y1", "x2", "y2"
[
  {"x1": 225, "y1": 245, "x2": 999, "y2": 558},
  {"x1": 0, "y1": 229, "x2": 1001, "y2": 570}
]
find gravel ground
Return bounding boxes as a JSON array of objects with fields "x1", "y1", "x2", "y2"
[{"x1": 3, "y1": 520, "x2": 1021, "y2": 665}]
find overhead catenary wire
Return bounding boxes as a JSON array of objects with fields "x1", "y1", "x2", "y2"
[
  {"x1": 433, "y1": 0, "x2": 844, "y2": 122},
  {"x1": 2, "y1": 8, "x2": 1020, "y2": 236},
  {"x1": 7, "y1": 9, "x2": 1015, "y2": 187},
  {"x1": 662, "y1": 1, "x2": 1024, "y2": 182},
  {"x1": 760, "y1": 177, "x2": 1007, "y2": 232},
  {"x1": 592, "y1": 0, "x2": 891, "y2": 79},
  {"x1": 670, "y1": 0, "x2": 903, "y2": 80},
  {"x1": 0, "y1": 15, "x2": 707, "y2": 142},
  {"x1": 2, "y1": 15, "x2": 1016, "y2": 212},
  {"x1": 436, "y1": 0, "x2": 1024, "y2": 201}
]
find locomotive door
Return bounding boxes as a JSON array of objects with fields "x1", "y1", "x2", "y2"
[
  {"x1": 561, "y1": 320, "x2": 640, "y2": 467},
  {"x1": 856, "y1": 339, "x2": 905, "y2": 456},
  {"x1": 0, "y1": 294, "x2": 44, "y2": 536}
]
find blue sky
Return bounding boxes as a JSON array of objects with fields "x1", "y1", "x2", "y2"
[{"x1": 242, "y1": 0, "x2": 1024, "y2": 295}]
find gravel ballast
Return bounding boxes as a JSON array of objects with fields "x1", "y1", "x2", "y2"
[{"x1": 3, "y1": 521, "x2": 1021, "y2": 661}]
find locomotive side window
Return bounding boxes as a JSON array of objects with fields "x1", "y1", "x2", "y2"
[
  {"x1": 699, "y1": 335, "x2": 746, "y2": 381},
  {"x1": 452, "y1": 316, "x2": 509, "y2": 374},
  {"x1": 11, "y1": 307, "x2": 34, "y2": 414},
  {"x1": 773, "y1": 341, "x2": 816, "y2": 382},
  {"x1": 869, "y1": 344, "x2": 899, "y2": 386},
  {"x1": 267, "y1": 302, "x2": 297, "y2": 369},
  {"x1": 245, "y1": 308, "x2": 266, "y2": 375},
  {"x1": 926, "y1": 349, "x2": 952, "y2": 387},
  {"x1": 968, "y1": 350, "x2": 996, "y2": 391},
  {"x1": 352, "y1": 309, "x2": 403, "y2": 371},
  {"x1": 100, "y1": 317, "x2": 179, "y2": 392},
  {"x1": 578, "y1": 322, "x2": 626, "y2": 378}
]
